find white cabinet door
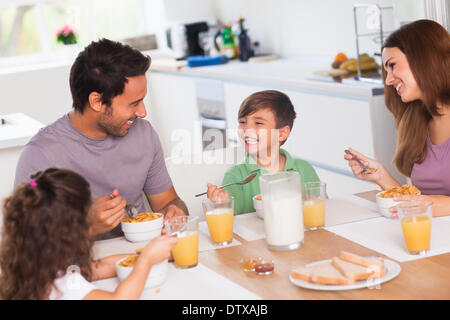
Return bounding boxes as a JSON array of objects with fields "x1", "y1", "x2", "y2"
[
  {"x1": 147, "y1": 72, "x2": 200, "y2": 157},
  {"x1": 283, "y1": 90, "x2": 374, "y2": 172}
]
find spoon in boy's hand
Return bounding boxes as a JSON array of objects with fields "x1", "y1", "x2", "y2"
[
  {"x1": 195, "y1": 173, "x2": 257, "y2": 197},
  {"x1": 344, "y1": 149, "x2": 377, "y2": 175}
]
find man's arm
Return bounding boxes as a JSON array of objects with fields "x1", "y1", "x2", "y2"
[{"x1": 146, "y1": 186, "x2": 189, "y2": 220}]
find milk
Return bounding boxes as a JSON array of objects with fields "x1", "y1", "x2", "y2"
[{"x1": 263, "y1": 193, "x2": 304, "y2": 247}]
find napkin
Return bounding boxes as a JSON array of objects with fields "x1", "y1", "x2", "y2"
[
  {"x1": 198, "y1": 221, "x2": 241, "y2": 251},
  {"x1": 92, "y1": 262, "x2": 261, "y2": 300},
  {"x1": 233, "y1": 212, "x2": 266, "y2": 241},
  {"x1": 326, "y1": 216, "x2": 450, "y2": 262}
]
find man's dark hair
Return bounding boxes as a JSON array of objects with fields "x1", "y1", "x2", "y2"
[{"x1": 69, "y1": 38, "x2": 151, "y2": 113}]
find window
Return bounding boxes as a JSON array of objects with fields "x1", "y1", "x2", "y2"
[{"x1": 0, "y1": 0, "x2": 147, "y2": 65}]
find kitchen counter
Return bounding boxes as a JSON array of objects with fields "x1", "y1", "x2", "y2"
[
  {"x1": 150, "y1": 56, "x2": 384, "y2": 99},
  {"x1": 0, "y1": 113, "x2": 44, "y2": 150}
]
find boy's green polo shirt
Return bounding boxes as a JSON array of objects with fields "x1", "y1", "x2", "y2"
[{"x1": 222, "y1": 149, "x2": 320, "y2": 215}]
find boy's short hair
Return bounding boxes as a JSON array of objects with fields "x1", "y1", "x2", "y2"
[{"x1": 238, "y1": 90, "x2": 297, "y2": 143}]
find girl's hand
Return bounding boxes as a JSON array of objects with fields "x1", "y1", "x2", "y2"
[
  {"x1": 140, "y1": 235, "x2": 178, "y2": 265},
  {"x1": 206, "y1": 183, "x2": 229, "y2": 203}
]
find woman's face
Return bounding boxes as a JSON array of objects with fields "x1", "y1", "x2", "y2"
[{"x1": 382, "y1": 47, "x2": 423, "y2": 103}]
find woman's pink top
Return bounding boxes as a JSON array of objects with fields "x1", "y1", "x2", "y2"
[{"x1": 411, "y1": 135, "x2": 450, "y2": 196}]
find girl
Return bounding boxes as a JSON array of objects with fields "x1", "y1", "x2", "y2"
[
  {"x1": 345, "y1": 19, "x2": 450, "y2": 217},
  {"x1": 0, "y1": 168, "x2": 177, "y2": 299}
]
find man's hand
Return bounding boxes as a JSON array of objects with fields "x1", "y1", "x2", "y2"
[
  {"x1": 89, "y1": 189, "x2": 126, "y2": 236},
  {"x1": 161, "y1": 202, "x2": 187, "y2": 221}
]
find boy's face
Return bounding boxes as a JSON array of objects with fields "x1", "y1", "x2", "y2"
[{"x1": 238, "y1": 108, "x2": 289, "y2": 157}]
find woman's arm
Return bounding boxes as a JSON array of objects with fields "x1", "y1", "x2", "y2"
[
  {"x1": 344, "y1": 148, "x2": 401, "y2": 190},
  {"x1": 391, "y1": 194, "x2": 450, "y2": 217}
]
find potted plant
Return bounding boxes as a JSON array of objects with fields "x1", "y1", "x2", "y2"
[
  {"x1": 56, "y1": 24, "x2": 79, "y2": 58},
  {"x1": 56, "y1": 24, "x2": 78, "y2": 45}
]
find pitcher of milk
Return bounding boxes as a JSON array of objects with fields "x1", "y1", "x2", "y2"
[{"x1": 259, "y1": 171, "x2": 304, "y2": 251}]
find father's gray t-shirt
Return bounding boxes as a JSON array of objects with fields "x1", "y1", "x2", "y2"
[{"x1": 14, "y1": 114, "x2": 173, "y2": 240}]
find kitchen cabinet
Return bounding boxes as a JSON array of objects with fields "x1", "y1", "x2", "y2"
[{"x1": 147, "y1": 72, "x2": 201, "y2": 157}]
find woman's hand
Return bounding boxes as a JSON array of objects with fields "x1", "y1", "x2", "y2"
[
  {"x1": 344, "y1": 148, "x2": 399, "y2": 189},
  {"x1": 389, "y1": 194, "x2": 450, "y2": 218},
  {"x1": 206, "y1": 183, "x2": 229, "y2": 203}
]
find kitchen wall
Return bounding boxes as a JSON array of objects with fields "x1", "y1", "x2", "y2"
[{"x1": 211, "y1": 0, "x2": 396, "y2": 58}]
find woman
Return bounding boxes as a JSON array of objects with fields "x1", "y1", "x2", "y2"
[{"x1": 345, "y1": 19, "x2": 450, "y2": 217}]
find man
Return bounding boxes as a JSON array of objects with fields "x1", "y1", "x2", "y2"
[{"x1": 15, "y1": 38, "x2": 188, "y2": 240}]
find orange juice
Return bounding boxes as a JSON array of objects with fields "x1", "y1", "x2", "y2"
[
  {"x1": 401, "y1": 216, "x2": 431, "y2": 253},
  {"x1": 205, "y1": 208, "x2": 234, "y2": 243},
  {"x1": 171, "y1": 230, "x2": 199, "y2": 268},
  {"x1": 302, "y1": 199, "x2": 325, "y2": 228}
]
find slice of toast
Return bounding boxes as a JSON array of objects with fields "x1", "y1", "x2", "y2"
[
  {"x1": 331, "y1": 257, "x2": 375, "y2": 281},
  {"x1": 339, "y1": 251, "x2": 385, "y2": 277},
  {"x1": 311, "y1": 262, "x2": 354, "y2": 285},
  {"x1": 291, "y1": 265, "x2": 314, "y2": 282}
]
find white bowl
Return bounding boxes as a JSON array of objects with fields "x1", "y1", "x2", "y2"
[
  {"x1": 252, "y1": 195, "x2": 264, "y2": 219},
  {"x1": 121, "y1": 213, "x2": 163, "y2": 242},
  {"x1": 116, "y1": 257, "x2": 168, "y2": 289},
  {"x1": 376, "y1": 191, "x2": 420, "y2": 218}
]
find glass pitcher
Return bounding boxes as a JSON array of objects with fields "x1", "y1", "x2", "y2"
[{"x1": 259, "y1": 171, "x2": 304, "y2": 251}]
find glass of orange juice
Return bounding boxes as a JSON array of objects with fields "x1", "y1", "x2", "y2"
[
  {"x1": 165, "y1": 216, "x2": 199, "y2": 268},
  {"x1": 202, "y1": 197, "x2": 234, "y2": 245},
  {"x1": 302, "y1": 181, "x2": 326, "y2": 230},
  {"x1": 397, "y1": 200, "x2": 432, "y2": 255}
]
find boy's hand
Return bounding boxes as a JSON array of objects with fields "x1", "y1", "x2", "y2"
[{"x1": 206, "y1": 183, "x2": 229, "y2": 203}]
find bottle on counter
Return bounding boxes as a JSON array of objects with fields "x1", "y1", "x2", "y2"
[
  {"x1": 218, "y1": 24, "x2": 236, "y2": 59},
  {"x1": 237, "y1": 17, "x2": 253, "y2": 62}
]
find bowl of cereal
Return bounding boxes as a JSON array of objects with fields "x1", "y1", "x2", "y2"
[
  {"x1": 376, "y1": 185, "x2": 420, "y2": 218},
  {"x1": 252, "y1": 194, "x2": 264, "y2": 219},
  {"x1": 116, "y1": 250, "x2": 168, "y2": 289},
  {"x1": 121, "y1": 212, "x2": 163, "y2": 242}
]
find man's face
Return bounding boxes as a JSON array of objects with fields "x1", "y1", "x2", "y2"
[{"x1": 97, "y1": 75, "x2": 147, "y2": 137}]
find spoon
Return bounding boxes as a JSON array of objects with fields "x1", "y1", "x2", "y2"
[
  {"x1": 195, "y1": 173, "x2": 257, "y2": 197},
  {"x1": 109, "y1": 193, "x2": 139, "y2": 218},
  {"x1": 344, "y1": 149, "x2": 377, "y2": 175}
]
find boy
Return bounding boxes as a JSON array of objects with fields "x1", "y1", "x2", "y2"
[{"x1": 207, "y1": 90, "x2": 321, "y2": 214}]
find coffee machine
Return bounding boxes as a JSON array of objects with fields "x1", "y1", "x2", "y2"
[{"x1": 166, "y1": 21, "x2": 210, "y2": 59}]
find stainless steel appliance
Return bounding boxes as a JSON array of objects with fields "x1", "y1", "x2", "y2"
[{"x1": 195, "y1": 79, "x2": 227, "y2": 151}]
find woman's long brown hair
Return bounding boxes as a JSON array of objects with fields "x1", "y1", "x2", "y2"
[
  {"x1": 382, "y1": 19, "x2": 450, "y2": 177},
  {"x1": 0, "y1": 168, "x2": 94, "y2": 299}
]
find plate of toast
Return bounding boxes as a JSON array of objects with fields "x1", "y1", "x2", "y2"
[{"x1": 289, "y1": 251, "x2": 401, "y2": 291}]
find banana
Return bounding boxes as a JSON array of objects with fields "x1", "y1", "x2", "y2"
[
  {"x1": 346, "y1": 61, "x2": 379, "y2": 72},
  {"x1": 339, "y1": 58, "x2": 356, "y2": 70},
  {"x1": 339, "y1": 56, "x2": 377, "y2": 71}
]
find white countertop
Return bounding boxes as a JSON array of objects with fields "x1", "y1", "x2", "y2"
[
  {"x1": 151, "y1": 56, "x2": 384, "y2": 98},
  {"x1": 0, "y1": 113, "x2": 44, "y2": 150}
]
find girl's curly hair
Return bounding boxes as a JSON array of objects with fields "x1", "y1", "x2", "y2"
[{"x1": 0, "y1": 168, "x2": 94, "y2": 299}]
